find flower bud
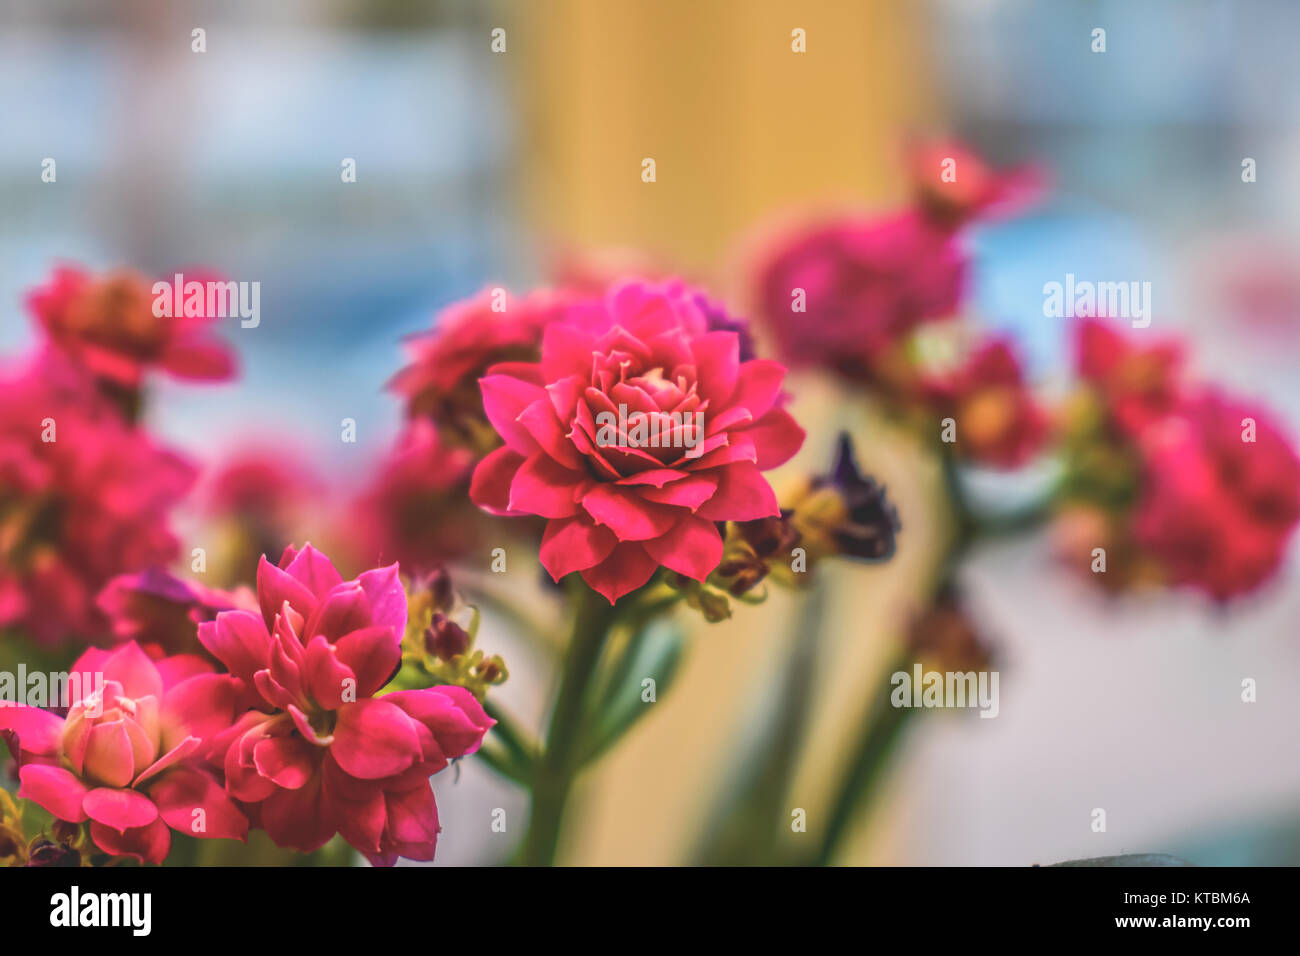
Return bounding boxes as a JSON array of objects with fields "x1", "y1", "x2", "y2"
[{"x1": 424, "y1": 612, "x2": 470, "y2": 661}]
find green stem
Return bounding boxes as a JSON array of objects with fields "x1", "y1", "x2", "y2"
[
  {"x1": 812, "y1": 646, "x2": 915, "y2": 865},
  {"x1": 519, "y1": 582, "x2": 617, "y2": 866}
]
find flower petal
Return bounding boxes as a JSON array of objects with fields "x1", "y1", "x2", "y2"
[
  {"x1": 83, "y1": 787, "x2": 159, "y2": 832},
  {"x1": 581, "y1": 484, "x2": 682, "y2": 541},
  {"x1": 150, "y1": 766, "x2": 249, "y2": 841},
  {"x1": 356, "y1": 563, "x2": 407, "y2": 637},
  {"x1": 739, "y1": 407, "x2": 806, "y2": 469},
  {"x1": 580, "y1": 541, "x2": 660, "y2": 604},
  {"x1": 480, "y1": 373, "x2": 546, "y2": 455},
  {"x1": 90, "y1": 817, "x2": 171, "y2": 864},
  {"x1": 469, "y1": 446, "x2": 527, "y2": 516},
  {"x1": 197, "y1": 609, "x2": 272, "y2": 684},
  {"x1": 331, "y1": 698, "x2": 422, "y2": 780},
  {"x1": 509, "y1": 453, "x2": 584, "y2": 518},
  {"x1": 723, "y1": 359, "x2": 786, "y2": 420},
  {"x1": 638, "y1": 472, "x2": 720, "y2": 511},
  {"x1": 256, "y1": 555, "x2": 321, "y2": 630},
  {"x1": 0, "y1": 704, "x2": 64, "y2": 757},
  {"x1": 17, "y1": 764, "x2": 89, "y2": 822},
  {"x1": 539, "y1": 515, "x2": 620, "y2": 580},
  {"x1": 643, "y1": 515, "x2": 725, "y2": 580},
  {"x1": 695, "y1": 462, "x2": 780, "y2": 521},
  {"x1": 333, "y1": 625, "x2": 402, "y2": 699},
  {"x1": 690, "y1": 331, "x2": 740, "y2": 407}
]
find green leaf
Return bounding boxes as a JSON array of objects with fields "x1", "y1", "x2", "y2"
[{"x1": 580, "y1": 618, "x2": 684, "y2": 765}]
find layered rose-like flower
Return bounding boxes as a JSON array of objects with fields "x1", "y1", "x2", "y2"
[
  {"x1": 1133, "y1": 392, "x2": 1300, "y2": 599},
  {"x1": 199, "y1": 544, "x2": 493, "y2": 865},
  {"x1": 26, "y1": 265, "x2": 235, "y2": 389},
  {"x1": 0, "y1": 642, "x2": 247, "y2": 864},
  {"x1": 922, "y1": 338, "x2": 1048, "y2": 468},
  {"x1": 754, "y1": 211, "x2": 967, "y2": 380},
  {"x1": 390, "y1": 287, "x2": 585, "y2": 450},
  {"x1": 469, "y1": 280, "x2": 806, "y2": 603},
  {"x1": 97, "y1": 569, "x2": 256, "y2": 659},
  {"x1": 0, "y1": 354, "x2": 196, "y2": 644}
]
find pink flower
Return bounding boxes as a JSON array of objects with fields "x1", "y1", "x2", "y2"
[
  {"x1": 0, "y1": 642, "x2": 247, "y2": 864},
  {"x1": 907, "y1": 140, "x2": 1045, "y2": 230},
  {"x1": 197, "y1": 447, "x2": 325, "y2": 581},
  {"x1": 469, "y1": 279, "x2": 806, "y2": 603},
  {"x1": 199, "y1": 544, "x2": 493, "y2": 865},
  {"x1": 1133, "y1": 391, "x2": 1300, "y2": 600},
  {"x1": 754, "y1": 211, "x2": 967, "y2": 381},
  {"x1": 97, "y1": 569, "x2": 256, "y2": 660},
  {"x1": 390, "y1": 287, "x2": 584, "y2": 450},
  {"x1": 921, "y1": 338, "x2": 1049, "y2": 468},
  {"x1": 0, "y1": 353, "x2": 196, "y2": 645},
  {"x1": 353, "y1": 420, "x2": 484, "y2": 572},
  {"x1": 1075, "y1": 318, "x2": 1184, "y2": 440},
  {"x1": 25, "y1": 264, "x2": 235, "y2": 389}
]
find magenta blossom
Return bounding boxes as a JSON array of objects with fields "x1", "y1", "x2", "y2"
[
  {"x1": 754, "y1": 211, "x2": 966, "y2": 381},
  {"x1": 97, "y1": 569, "x2": 256, "y2": 660},
  {"x1": 26, "y1": 264, "x2": 235, "y2": 388},
  {"x1": 0, "y1": 642, "x2": 247, "y2": 864},
  {"x1": 0, "y1": 353, "x2": 196, "y2": 644},
  {"x1": 199, "y1": 544, "x2": 493, "y2": 865},
  {"x1": 469, "y1": 279, "x2": 806, "y2": 603}
]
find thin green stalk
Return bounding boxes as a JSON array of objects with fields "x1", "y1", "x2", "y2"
[
  {"x1": 518, "y1": 582, "x2": 617, "y2": 865},
  {"x1": 811, "y1": 645, "x2": 915, "y2": 865}
]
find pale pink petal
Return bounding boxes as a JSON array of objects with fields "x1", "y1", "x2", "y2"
[
  {"x1": 83, "y1": 787, "x2": 159, "y2": 832},
  {"x1": 18, "y1": 764, "x2": 89, "y2": 822}
]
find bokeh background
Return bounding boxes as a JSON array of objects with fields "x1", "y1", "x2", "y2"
[{"x1": 3, "y1": 0, "x2": 1300, "y2": 864}]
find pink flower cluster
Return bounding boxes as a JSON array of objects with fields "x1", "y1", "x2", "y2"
[
  {"x1": 0, "y1": 354, "x2": 196, "y2": 645},
  {"x1": 2, "y1": 545, "x2": 492, "y2": 865},
  {"x1": 469, "y1": 280, "x2": 805, "y2": 602},
  {"x1": 1071, "y1": 318, "x2": 1300, "y2": 599}
]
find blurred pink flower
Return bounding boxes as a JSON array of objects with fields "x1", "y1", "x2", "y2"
[
  {"x1": 0, "y1": 354, "x2": 196, "y2": 645},
  {"x1": 199, "y1": 544, "x2": 493, "y2": 865},
  {"x1": 97, "y1": 569, "x2": 256, "y2": 660},
  {"x1": 0, "y1": 642, "x2": 247, "y2": 864},
  {"x1": 907, "y1": 139, "x2": 1046, "y2": 230},
  {"x1": 1075, "y1": 317, "x2": 1185, "y2": 440},
  {"x1": 754, "y1": 211, "x2": 967, "y2": 381},
  {"x1": 922, "y1": 338, "x2": 1049, "y2": 468},
  {"x1": 25, "y1": 264, "x2": 235, "y2": 389},
  {"x1": 1134, "y1": 391, "x2": 1300, "y2": 600},
  {"x1": 352, "y1": 420, "x2": 483, "y2": 572},
  {"x1": 470, "y1": 279, "x2": 806, "y2": 603},
  {"x1": 390, "y1": 286, "x2": 587, "y2": 451}
]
